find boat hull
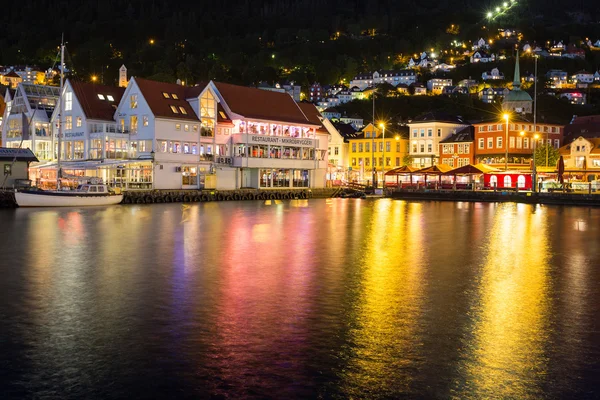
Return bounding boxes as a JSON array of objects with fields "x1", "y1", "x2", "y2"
[{"x1": 15, "y1": 191, "x2": 124, "y2": 207}]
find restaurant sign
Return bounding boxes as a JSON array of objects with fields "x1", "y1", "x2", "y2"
[{"x1": 248, "y1": 135, "x2": 315, "y2": 147}]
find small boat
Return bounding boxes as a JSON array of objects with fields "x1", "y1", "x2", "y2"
[{"x1": 15, "y1": 184, "x2": 124, "y2": 207}]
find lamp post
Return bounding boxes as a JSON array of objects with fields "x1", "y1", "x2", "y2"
[
  {"x1": 503, "y1": 113, "x2": 509, "y2": 171},
  {"x1": 379, "y1": 122, "x2": 385, "y2": 188},
  {"x1": 533, "y1": 133, "x2": 539, "y2": 192},
  {"x1": 371, "y1": 93, "x2": 376, "y2": 187}
]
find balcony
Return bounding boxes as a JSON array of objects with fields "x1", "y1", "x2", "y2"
[{"x1": 89, "y1": 123, "x2": 131, "y2": 135}]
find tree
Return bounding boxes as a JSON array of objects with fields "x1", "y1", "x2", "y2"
[{"x1": 534, "y1": 143, "x2": 560, "y2": 167}]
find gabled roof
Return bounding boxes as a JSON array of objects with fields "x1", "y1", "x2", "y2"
[
  {"x1": 411, "y1": 111, "x2": 467, "y2": 124},
  {"x1": 216, "y1": 104, "x2": 233, "y2": 125},
  {"x1": 439, "y1": 126, "x2": 474, "y2": 143},
  {"x1": 133, "y1": 77, "x2": 199, "y2": 121},
  {"x1": 3, "y1": 70, "x2": 20, "y2": 78},
  {"x1": 214, "y1": 81, "x2": 317, "y2": 126},
  {"x1": 331, "y1": 122, "x2": 358, "y2": 140},
  {"x1": 560, "y1": 137, "x2": 600, "y2": 154},
  {"x1": 297, "y1": 102, "x2": 323, "y2": 126},
  {"x1": 70, "y1": 80, "x2": 125, "y2": 121},
  {"x1": 184, "y1": 83, "x2": 208, "y2": 99},
  {"x1": 0, "y1": 147, "x2": 39, "y2": 162}
]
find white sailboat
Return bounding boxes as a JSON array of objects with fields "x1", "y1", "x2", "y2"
[{"x1": 14, "y1": 39, "x2": 123, "y2": 207}]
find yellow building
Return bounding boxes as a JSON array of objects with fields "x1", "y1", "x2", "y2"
[
  {"x1": 347, "y1": 123, "x2": 409, "y2": 185},
  {"x1": 0, "y1": 71, "x2": 23, "y2": 89}
]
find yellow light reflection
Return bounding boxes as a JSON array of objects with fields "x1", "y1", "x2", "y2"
[
  {"x1": 341, "y1": 200, "x2": 425, "y2": 396},
  {"x1": 455, "y1": 204, "x2": 550, "y2": 398}
]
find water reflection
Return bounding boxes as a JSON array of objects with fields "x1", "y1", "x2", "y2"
[
  {"x1": 341, "y1": 200, "x2": 425, "y2": 397},
  {"x1": 454, "y1": 203, "x2": 551, "y2": 398},
  {"x1": 1, "y1": 201, "x2": 600, "y2": 399}
]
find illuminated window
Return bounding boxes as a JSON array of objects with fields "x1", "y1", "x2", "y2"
[
  {"x1": 170, "y1": 105, "x2": 179, "y2": 113},
  {"x1": 143, "y1": 115, "x2": 148, "y2": 127},
  {"x1": 130, "y1": 94, "x2": 138, "y2": 109},
  {"x1": 162, "y1": 92, "x2": 170, "y2": 99},
  {"x1": 179, "y1": 106, "x2": 187, "y2": 114},
  {"x1": 184, "y1": 124, "x2": 189, "y2": 132},
  {"x1": 131, "y1": 116, "x2": 138, "y2": 133},
  {"x1": 65, "y1": 116, "x2": 72, "y2": 130},
  {"x1": 97, "y1": 94, "x2": 105, "y2": 100},
  {"x1": 65, "y1": 92, "x2": 73, "y2": 110},
  {"x1": 172, "y1": 93, "x2": 179, "y2": 100},
  {"x1": 175, "y1": 124, "x2": 181, "y2": 131},
  {"x1": 76, "y1": 116, "x2": 82, "y2": 127},
  {"x1": 219, "y1": 111, "x2": 227, "y2": 119},
  {"x1": 107, "y1": 95, "x2": 114, "y2": 102}
]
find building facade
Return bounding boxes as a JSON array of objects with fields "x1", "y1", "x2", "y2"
[
  {"x1": 438, "y1": 127, "x2": 475, "y2": 167},
  {"x1": 427, "y1": 78, "x2": 452, "y2": 94},
  {"x1": 407, "y1": 113, "x2": 470, "y2": 167},
  {"x1": 473, "y1": 119, "x2": 564, "y2": 168},
  {"x1": 347, "y1": 123, "x2": 409, "y2": 184},
  {"x1": 558, "y1": 136, "x2": 600, "y2": 179},
  {"x1": 350, "y1": 70, "x2": 417, "y2": 90},
  {"x1": 2, "y1": 83, "x2": 60, "y2": 163}
]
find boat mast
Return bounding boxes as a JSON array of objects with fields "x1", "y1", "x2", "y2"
[{"x1": 57, "y1": 36, "x2": 65, "y2": 190}]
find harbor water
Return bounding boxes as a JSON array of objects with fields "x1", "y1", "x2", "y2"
[{"x1": 0, "y1": 199, "x2": 599, "y2": 399}]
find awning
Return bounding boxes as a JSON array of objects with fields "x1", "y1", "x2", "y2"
[
  {"x1": 414, "y1": 164, "x2": 454, "y2": 175},
  {"x1": 385, "y1": 165, "x2": 420, "y2": 175},
  {"x1": 442, "y1": 163, "x2": 500, "y2": 176}
]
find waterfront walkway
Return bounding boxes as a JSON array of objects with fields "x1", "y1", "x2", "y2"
[{"x1": 388, "y1": 189, "x2": 600, "y2": 206}]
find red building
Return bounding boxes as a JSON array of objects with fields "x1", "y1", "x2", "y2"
[
  {"x1": 484, "y1": 172, "x2": 533, "y2": 190},
  {"x1": 439, "y1": 126, "x2": 475, "y2": 167},
  {"x1": 473, "y1": 117, "x2": 564, "y2": 169}
]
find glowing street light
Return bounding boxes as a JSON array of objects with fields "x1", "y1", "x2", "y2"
[
  {"x1": 149, "y1": 39, "x2": 155, "y2": 45},
  {"x1": 379, "y1": 122, "x2": 386, "y2": 187},
  {"x1": 503, "y1": 113, "x2": 510, "y2": 171},
  {"x1": 496, "y1": 6, "x2": 501, "y2": 12},
  {"x1": 487, "y1": 11, "x2": 493, "y2": 18},
  {"x1": 91, "y1": 75, "x2": 97, "y2": 82},
  {"x1": 503, "y1": 2, "x2": 508, "y2": 7}
]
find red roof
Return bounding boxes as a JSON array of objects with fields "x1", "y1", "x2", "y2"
[
  {"x1": 217, "y1": 103, "x2": 234, "y2": 126},
  {"x1": 214, "y1": 81, "x2": 317, "y2": 126},
  {"x1": 298, "y1": 102, "x2": 330, "y2": 134},
  {"x1": 3, "y1": 70, "x2": 20, "y2": 78},
  {"x1": 70, "y1": 80, "x2": 125, "y2": 121},
  {"x1": 134, "y1": 77, "x2": 199, "y2": 121}
]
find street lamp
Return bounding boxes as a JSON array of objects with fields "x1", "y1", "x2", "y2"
[
  {"x1": 533, "y1": 133, "x2": 539, "y2": 192},
  {"x1": 379, "y1": 122, "x2": 385, "y2": 188},
  {"x1": 503, "y1": 113, "x2": 509, "y2": 171}
]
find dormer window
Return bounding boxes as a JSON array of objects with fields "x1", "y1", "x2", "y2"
[
  {"x1": 178, "y1": 106, "x2": 187, "y2": 114},
  {"x1": 170, "y1": 105, "x2": 179, "y2": 113},
  {"x1": 172, "y1": 93, "x2": 179, "y2": 100},
  {"x1": 162, "y1": 92, "x2": 171, "y2": 99},
  {"x1": 107, "y1": 95, "x2": 114, "y2": 102},
  {"x1": 219, "y1": 111, "x2": 227, "y2": 119},
  {"x1": 97, "y1": 94, "x2": 105, "y2": 100}
]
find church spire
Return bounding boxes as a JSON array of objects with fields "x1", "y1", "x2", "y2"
[{"x1": 512, "y1": 50, "x2": 521, "y2": 90}]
